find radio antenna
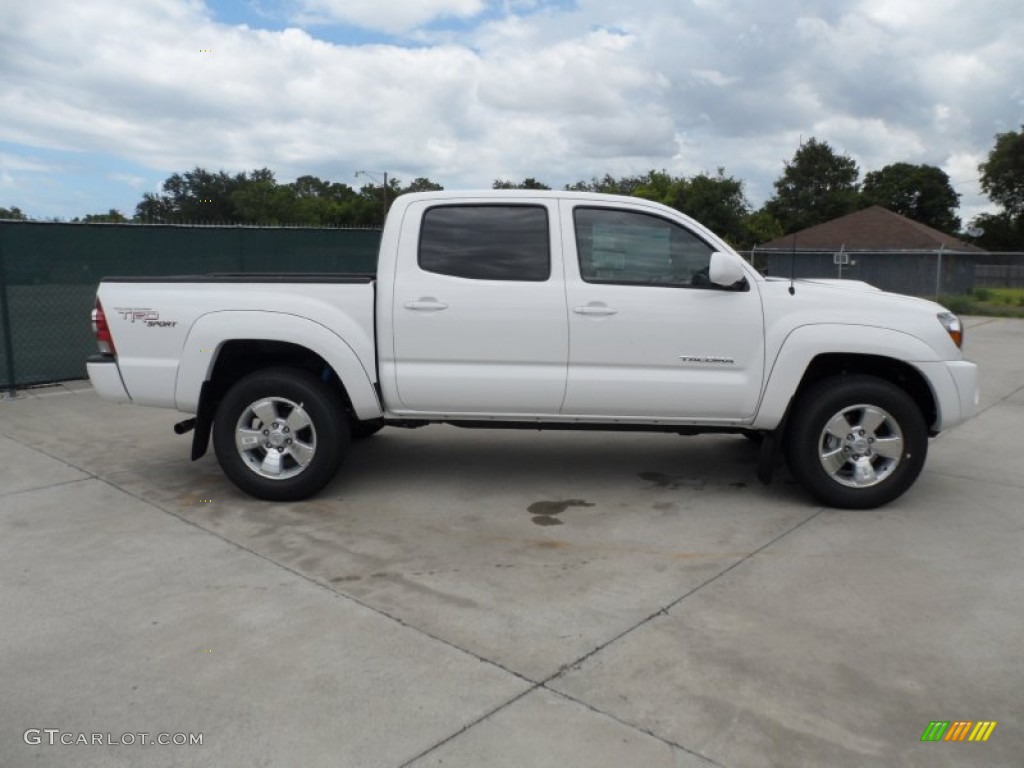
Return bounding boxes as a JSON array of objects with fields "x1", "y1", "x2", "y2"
[{"x1": 789, "y1": 232, "x2": 797, "y2": 295}]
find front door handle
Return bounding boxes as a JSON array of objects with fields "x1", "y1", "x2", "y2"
[
  {"x1": 404, "y1": 298, "x2": 449, "y2": 311},
  {"x1": 573, "y1": 303, "x2": 618, "y2": 316}
]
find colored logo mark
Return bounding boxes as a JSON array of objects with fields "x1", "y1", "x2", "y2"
[{"x1": 921, "y1": 721, "x2": 997, "y2": 742}]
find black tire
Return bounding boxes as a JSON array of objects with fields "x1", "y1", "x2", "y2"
[
  {"x1": 784, "y1": 375, "x2": 928, "y2": 509},
  {"x1": 213, "y1": 367, "x2": 350, "y2": 501},
  {"x1": 351, "y1": 419, "x2": 385, "y2": 440}
]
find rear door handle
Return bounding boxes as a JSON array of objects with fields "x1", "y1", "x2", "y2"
[
  {"x1": 404, "y1": 298, "x2": 449, "y2": 311},
  {"x1": 573, "y1": 304, "x2": 618, "y2": 316}
]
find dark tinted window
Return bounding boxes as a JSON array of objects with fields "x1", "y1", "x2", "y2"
[
  {"x1": 574, "y1": 207, "x2": 715, "y2": 287},
  {"x1": 419, "y1": 205, "x2": 550, "y2": 281}
]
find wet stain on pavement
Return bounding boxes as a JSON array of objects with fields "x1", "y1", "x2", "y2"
[
  {"x1": 528, "y1": 499, "x2": 595, "y2": 526},
  {"x1": 639, "y1": 471, "x2": 706, "y2": 490},
  {"x1": 640, "y1": 473, "x2": 749, "y2": 491}
]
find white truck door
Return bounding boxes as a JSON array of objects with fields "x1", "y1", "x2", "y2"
[
  {"x1": 390, "y1": 201, "x2": 569, "y2": 415},
  {"x1": 560, "y1": 201, "x2": 765, "y2": 421}
]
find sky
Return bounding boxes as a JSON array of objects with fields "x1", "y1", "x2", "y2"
[{"x1": 1, "y1": 0, "x2": 1022, "y2": 226}]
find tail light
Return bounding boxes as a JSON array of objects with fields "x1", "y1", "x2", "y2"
[{"x1": 92, "y1": 299, "x2": 116, "y2": 355}]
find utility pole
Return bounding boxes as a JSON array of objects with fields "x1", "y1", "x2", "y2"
[{"x1": 355, "y1": 170, "x2": 389, "y2": 226}]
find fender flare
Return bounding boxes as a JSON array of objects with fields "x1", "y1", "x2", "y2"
[
  {"x1": 752, "y1": 324, "x2": 943, "y2": 431},
  {"x1": 174, "y1": 310, "x2": 383, "y2": 420}
]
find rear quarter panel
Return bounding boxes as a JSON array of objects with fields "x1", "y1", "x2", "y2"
[{"x1": 98, "y1": 281, "x2": 377, "y2": 413}]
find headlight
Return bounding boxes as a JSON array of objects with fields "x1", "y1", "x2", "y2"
[{"x1": 937, "y1": 312, "x2": 963, "y2": 348}]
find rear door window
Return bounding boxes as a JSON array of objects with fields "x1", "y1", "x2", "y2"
[{"x1": 419, "y1": 205, "x2": 550, "y2": 281}]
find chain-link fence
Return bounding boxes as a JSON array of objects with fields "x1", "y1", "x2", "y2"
[
  {"x1": 0, "y1": 221, "x2": 381, "y2": 392},
  {"x1": 2, "y1": 221, "x2": 1018, "y2": 393},
  {"x1": 749, "y1": 249, "x2": 978, "y2": 297},
  {"x1": 973, "y1": 253, "x2": 1024, "y2": 288}
]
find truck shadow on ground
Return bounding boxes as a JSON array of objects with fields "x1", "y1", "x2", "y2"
[{"x1": 331, "y1": 426, "x2": 803, "y2": 505}]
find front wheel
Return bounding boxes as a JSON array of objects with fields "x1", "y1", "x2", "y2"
[
  {"x1": 213, "y1": 368, "x2": 350, "y2": 501},
  {"x1": 784, "y1": 375, "x2": 928, "y2": 509}
]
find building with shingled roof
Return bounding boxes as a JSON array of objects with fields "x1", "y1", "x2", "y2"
[{"x1": 755, "y1": 206, "x2": 979, "y2": 296}]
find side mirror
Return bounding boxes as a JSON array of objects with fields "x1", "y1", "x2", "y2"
[{"x1": 709, "y1": 251, "x2": 747, "y2": 288}]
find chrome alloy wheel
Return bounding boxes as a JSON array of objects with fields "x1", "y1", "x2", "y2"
[
  {"x1": 818, "y1": 404, "x2": 904, "y2": 488},
  {"x1": 234, "y1": 396, "x2": 317, "y2": 480}
]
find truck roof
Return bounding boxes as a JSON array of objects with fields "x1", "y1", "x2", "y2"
[{"x1": 395, "y1": 189, "x2": 664, "y2": 207}]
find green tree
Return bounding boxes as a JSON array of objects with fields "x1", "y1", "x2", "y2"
[
  {"x1": 764, "y1": 138, "x2": 860, "y2": 233},
  {"x1": 979, "y1": 125, "x2": 1024, "y2": 218},
  {"x1": 628, "y1": 170, "x2": 678, "y2": 205},
  {"x1": 401, "y1": 177, "x2": 444, "y2": 194},
  {"x1": 673, "y1": 169, "x2": 749, "y2": 246},
  {"x1": 0, "y1": 205, "x2": 28, "y2": 220},
  {"x1": 742, "y1": 211, "x2": 784, "y2": 248},
  {"x1": 135, "y1": 167, "x2": 255, "y2": 223},
  {"x1": 288, "y1": 175, "x2": 363, "y2": 226},
  {"x1": 133, "y1": 167, "x2": 378, "y2": 226},
  {"x1": 75, "y1": 209, "x2": 128, "y2": 223},
  {"x1": 493, "y1": 178, "x2": 551, "y2": 190},
  {"x1": 861, "y1": 163, "x2": 960, "y2": 232},
  {"x1": 231, "y1": 171, "x2": 303, "y2": 225},
  {"x1": 969, "y1": 212, "x2": 1023, "y2": 251},
  {"x1": 566, "y1": 174, "x2": 635, "y2": 195},
  {"x1": 566, "y1": 170, "x2": 763, "y2": 245},
  {"x1": 356, "y1": 177, "x2": 403, "y2": 227}
]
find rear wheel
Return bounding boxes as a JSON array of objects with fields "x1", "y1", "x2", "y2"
[
  {"x1": 784, "y1": 375, "x2": 927, "y2": 509},
  {"x1": 213, "y1": 368, "x2": 349, "y2": 501}
]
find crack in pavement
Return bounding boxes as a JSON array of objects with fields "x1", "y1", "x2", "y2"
[
  {"x1": 400, "y1": 508, "x2": 824, "y2": 767},
  {"x1": 1, "y1": 428, "x2": 816, "y2": 767}
]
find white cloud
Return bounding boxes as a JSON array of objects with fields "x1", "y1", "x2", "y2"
[
  {"x1": 810, "y1": 116, "x2": 927, "y2": 167},
  {"x1": 292, "y1": 0, "x2": 486, "y2": 33},
  {"x1": 109, "y1": 173, "x2": 148, "y2": 189},
  {"x1": 861, "y1": 0, "x2": 963, "y2": 30},
  {"x1": 692, "y1": 69, "x2": 739, "y2": 88},
  {"x1": 944, "y1": 151, "x2": 994, "y2": 224},
  {"x1": 0, "y1": 153, "x2": 64, "y2": 174},
  {"x1": 0, "y1": 0, "x2": 1022, "y2": 221}
]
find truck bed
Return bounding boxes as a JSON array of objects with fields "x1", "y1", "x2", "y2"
[
  {"x1": 100, "y1": 272, "x2": 375, "y2": 283},
  {"x1": 94, "y1": 274, "x2": 377, "y2": 412}
]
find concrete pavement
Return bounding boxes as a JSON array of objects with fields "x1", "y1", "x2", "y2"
[{"x1": 1, "y1": 317, "x2": 1021, "y2": 767}]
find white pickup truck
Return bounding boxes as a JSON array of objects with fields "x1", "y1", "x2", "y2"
[{"x1": 87, "y1": 190, "x2": 978, "y2": 508}]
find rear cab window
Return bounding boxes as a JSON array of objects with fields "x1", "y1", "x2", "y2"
[{"x1": 418, "y1": 205, "x2": 551, "y2": 281}]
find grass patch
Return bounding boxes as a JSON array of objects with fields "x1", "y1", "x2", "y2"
[
  {"x1": 938, "y1": 288, "x2": 1024, "y2": 317},
  {"x1": 987, "y1": 287, "x2": 1024, "y2": 307}
]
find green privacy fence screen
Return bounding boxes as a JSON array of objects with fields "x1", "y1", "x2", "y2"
[{"x1": 0, "y1": 221, "x2": 381, "y2": 391}]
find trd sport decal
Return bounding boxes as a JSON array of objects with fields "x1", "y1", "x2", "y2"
[{"x1": 113, "y1": 308, "x2": 178, "y2": 328}]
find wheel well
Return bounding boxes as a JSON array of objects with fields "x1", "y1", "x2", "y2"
[
  {"x1": 206, "y1": 340, "x2": 354, "y2": 416},
  {"x1": 795, "y1": 353, "x2": 938, "y2": 430}
]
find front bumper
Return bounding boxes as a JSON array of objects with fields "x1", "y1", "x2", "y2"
[
  {"x1": 917, "y1": 359, "x2": 979, "y2": 432},
  {"x1": 86, "y1": 354, "x2": 132, "y2": 403},
  {"x1": 945, "y1": 359, "x2": 980, "y2": 426}
]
